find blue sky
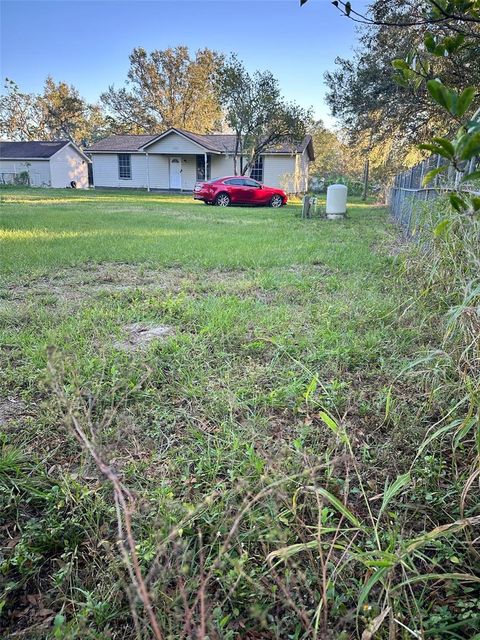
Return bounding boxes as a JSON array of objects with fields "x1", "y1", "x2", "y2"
[{"x1": 0, "y1": 0, "x2": 365, "y2": 128}]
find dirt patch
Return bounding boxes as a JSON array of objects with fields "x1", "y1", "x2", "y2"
[
  {"x1": 113, "y1": 323, "x2": 174, "y2": 351},
  {"x1": 4, "y1": 263, "x2": 187, "y2": 305},
  {"x1": 3, "y1": 263, "x2": 251, "y2": 307},
  {"x1": 0, "y1": 397, "x2": 26, "y2": 426},
  {"x1": 2, "y1": 262, "x2": 333, "y2": 313}
]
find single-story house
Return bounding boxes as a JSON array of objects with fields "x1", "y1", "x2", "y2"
[
  {"x1": 0, "y1": 140, "x2": 90, "y2": 188},
  {"x1": 86, "y1": 128, "x2": 314, "y2": 193}
]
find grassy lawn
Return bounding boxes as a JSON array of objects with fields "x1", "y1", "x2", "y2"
[{"x1": 1, "y1": 188, "x2": 477, "y2": 639}]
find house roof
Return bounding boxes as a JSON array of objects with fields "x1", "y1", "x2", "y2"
[
  {"x1": 86, "y1": 134, "x2": 159, "y2": 152},
  {"x1": 0, "y1": 140, "x2": 71, "y2": 159},
  {"x1": 86, "y1": 128, "x2": 314, "y2": 159}
]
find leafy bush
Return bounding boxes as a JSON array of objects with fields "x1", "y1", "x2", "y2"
[
  {"x1": 310, "y1": 174, "x2": 366, "y2": 197},
  {"x1": 13, "y1": 171, "x2": 30, "y2": 186}
]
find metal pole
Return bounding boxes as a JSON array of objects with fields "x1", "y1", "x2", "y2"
[{"x1": 146, "y1": 153, "x2": 150, "y2": 192}]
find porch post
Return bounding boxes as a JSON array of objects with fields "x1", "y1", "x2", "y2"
[
  {"x1": 146, "y1": 153, "x2": 150, "y2": 192},
  {"x1": 204, "y1": 153, "x2": 207, "y2": 181}
]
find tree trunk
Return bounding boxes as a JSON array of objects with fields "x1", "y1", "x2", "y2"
[
  {"x1": 362, "y1": 158, "x2": 369, "y2": 201},
  {"x1": 233, "y1": 133, "x2": 240, "y2": 175}
]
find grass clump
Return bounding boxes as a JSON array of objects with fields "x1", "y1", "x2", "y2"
[{"x1": 0, "y1": 188, "x2": 478, "y2": 639}]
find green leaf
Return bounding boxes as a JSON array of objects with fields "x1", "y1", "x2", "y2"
[
  {"x1": 54, "y1": 614, "x2": 65, "y2": 627},
  {"x1": 305, "y1": 486, "x2": 363, "y2": 528},
  {"x1": 422, "y1": 165, "x2": 447, "y2": 186},
  {"x1": 418, "y1": 142, "x2": 454, "y2": 160},
  {"x1": 392, "y1": 572, "x2": 480, "y2": 591},
  {"x1": 384, "y1": 385, "x2": 392, "y2": 421},
  {"x1": 417, "y1": 418, "x2": 464, "y2": 457},
  {"x1": 418, "y1": 143, "x2": 438, "y2": 152},
  {"x1": 443, "y1": 34, "x2": 465, "y2": 54},
  {"x1": 392, "y1": 59, "x2": 409, "y2": 70},
  {"x1": 318, "y1": 411, "x2": 348, "y2": 444},
  {"x1": 459, "y1": 132, "x2": 480, "y2": 160},
  {"x1": 266, "y1": 533, "x2": 351, "y2": 563},
  {"x1": 426, "y1": 79, "x2": 451, "y2": 111},
  {"x1": 304, "y1": 375, "x2": 318, "y2": 401},
  {"x1": 424, "y1": 33, "x2": 437, "y2": 53},
  {"x1": 448, "y1": 194, "x2": 467, "y2": 212},
  {"x1": 466, "y1": 120, "x2": 480, "y2": 134},
  {"x1": 358, "y1": 567, "x2": 390, "y2": 612},
  {"x1": 404, "y1": 515, "x2": 480, "y2": 555},
  {"x1": 470, "y1": 196, "x2": 480, "y2": 212},
  {"x1": 456, "y1": 87, "x2": 475, "y2": 117},
  {"x1": 434, "y1": 218, "x2": 451, "y2": 237},
  {"x1": 378, "y1": 473, "x2": 410, "y2": 519},
  {"x1": 462, "y1": 169, "x2": 480, "y2": 182},
  {"x1": 431, "y1": 137, "x2": 455, "y2": 157}
]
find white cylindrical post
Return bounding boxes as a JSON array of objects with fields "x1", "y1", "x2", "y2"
[{"x1": 326, "y1": 184, "x2": 347, "y2": 219}]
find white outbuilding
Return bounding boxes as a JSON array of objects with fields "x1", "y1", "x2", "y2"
[{"x1": 0, "y1": 140, "x2": 90, "y2": 188}]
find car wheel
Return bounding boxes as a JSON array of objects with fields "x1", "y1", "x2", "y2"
[
  {"x1": 270, "y1": 194, "x2": 283, "y2": 208},
  {"x1": 215, "y1": 193, "x2": 230, "y2": 207}
]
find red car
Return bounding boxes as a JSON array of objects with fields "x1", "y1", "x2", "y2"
[{"x1": 193, "y1": 176, "x2": 287, "y2": 207}]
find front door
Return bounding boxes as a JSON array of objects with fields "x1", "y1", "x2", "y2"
[{"x1": 169, "y1": 157, "x2": 182, "y2": 189}]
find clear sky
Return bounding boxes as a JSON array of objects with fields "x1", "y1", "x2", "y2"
[{"x1": 0, "y1": 0, "x2": 366, "y2": 128}]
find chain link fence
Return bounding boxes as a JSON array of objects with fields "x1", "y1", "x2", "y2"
[{"x1": 389, "y1": 155, "x2": 479, "y2": 237}]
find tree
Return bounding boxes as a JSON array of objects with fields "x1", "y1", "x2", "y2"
[
  {"x1": 309, "y1": 0, "x2": 479, "y2": 190},
  {"x1": 101, "y1": 46, "x2": 224, "y2": 134},
  {"x1": 301, "y1": 0, "x2": 480, "y2": 34},
  {"x1": 0, "y1": 77, "x2": 106, "y2": 145},
  {"x1": 100, "y1": 86, "x2": 157, "y2": 135},
  {"x1": 301, "y1": 1, "x2": 480, "y2": 207},
  {"x1": 0, "y1": 79, "x2": 41, "y2": 140},
  {"x1": 216, "y1": 56, "x2": 311, "y2": 175},
  {"x1": 324, "y1": 8, "x2": 478, "y2": 163},
  {"x1": 308, "y1": 121, "x2": 348, "y2": 178},
  {"x1": 38, "y1": 77, "x2": 106, "y2": 145}
]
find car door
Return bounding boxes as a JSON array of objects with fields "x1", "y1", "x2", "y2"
[
  {"x1": 242, "y1": 178, "x2": 266, "y2": 204},
  {"x1": 222, "y1": 178, "x2": 244, "y2": 203}
]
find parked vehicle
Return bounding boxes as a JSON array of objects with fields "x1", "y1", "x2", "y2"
[{"x1": 193, "y1": 176, "x2": 287, "y2": 207}]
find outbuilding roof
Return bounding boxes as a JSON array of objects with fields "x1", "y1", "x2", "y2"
[{"x1": 0, "y1": 140, "x2": 71, "y2": 159}]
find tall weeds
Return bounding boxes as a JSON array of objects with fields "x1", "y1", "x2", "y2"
[{"x1": 2, "y1": 198, "x2": 479, "y2": 638}]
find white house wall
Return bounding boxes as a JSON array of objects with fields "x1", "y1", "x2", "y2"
[
  {"x1": 0, "y1": 159, "x2": 51, "y2": 187},
  {"x1": 147, "y1": 155, "x2": 201, "y2": 190},
  {"x1": 263, "y1": 155, "x2": 297, "y2": 191},
  {"x1": 298, "y1": 150, "x2": 309, "y2": 192},
  {"x1": 146, "y1": 132, "x2": 208, "y2": 155},
  {"x1": 147, "y1": 155, "x2": 169, "y2": 189},
  {"x1": 92, "y1": 154, "x2": 148, "y2": 189},
  {"x1": 50, "y1": 145, "x2": 89, "y2": 188},
  {"x1": 211, "y1": 155, "x2": 235, "y2": 179},
  {"x1": 89, "y1": 150, "x2": 309, "y2": 193}
]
